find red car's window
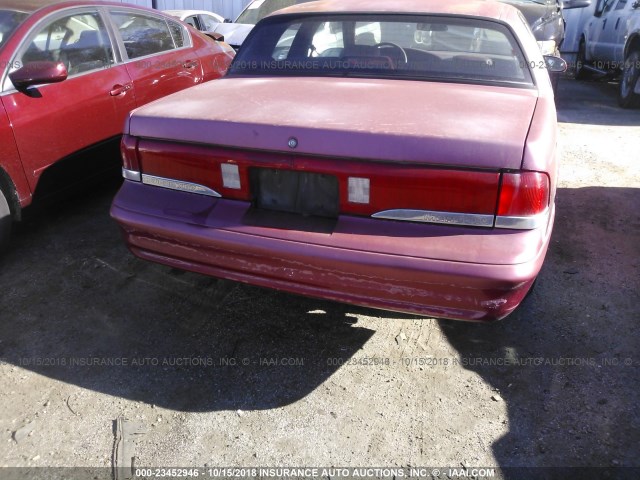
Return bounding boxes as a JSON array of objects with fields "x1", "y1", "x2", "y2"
[
  {"x1": 183, "y1": 15, "x2": 199, "y2": 29},
  {"x1": 167, "y1": 19, "x2": 187, "y2": 48},
  {"x1": 110, "y1": 12, "x2": 177, "y2": 60},
  {"x1": 12, "y1": 11, "x2": 113, "y2": 77},
  {"x1": 230, "y1": 14, "x2": 533, "y2": 87}
]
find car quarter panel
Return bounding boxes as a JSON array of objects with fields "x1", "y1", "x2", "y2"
[
  {"x1": 189, "y1": 30, "x2": 235, "y2": 81},
  {"x1": 522, "y1": 96, "x2": 558, "y2": 206},
  {"x1": 0, "y1": 100, "x2": 31, "y2": 208}
]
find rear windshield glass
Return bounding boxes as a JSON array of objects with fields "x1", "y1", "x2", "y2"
[
  {"x1": 229, "y1": 14, "x2": 533, "y2": 87},
  {"x1": 0, "y1": 10, "x2": 29, "y2": 49}
]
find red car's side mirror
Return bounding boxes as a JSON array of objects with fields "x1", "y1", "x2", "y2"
[{"x1": 9, "y1": 61, "x2": 68, "y2": 90}]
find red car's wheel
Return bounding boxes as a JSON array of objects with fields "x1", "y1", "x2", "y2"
[{"x1": 0, "y1": 187, "x2": 11, "y2": 252}]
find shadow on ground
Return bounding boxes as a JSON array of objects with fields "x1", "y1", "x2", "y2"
[
  {"x1": 441, "y1": 185, "x2": 640, "y2": 471},
  {"x1": 0, "y1": 180, "x2": 388, "y2": 411}
]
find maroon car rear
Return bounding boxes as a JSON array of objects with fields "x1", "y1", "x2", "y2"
[{"x1": 111, "y1": 0, "x2": 560, "y2": 321}]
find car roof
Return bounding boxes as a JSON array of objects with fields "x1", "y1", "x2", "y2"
[
  {"x1": 1, "y1": 0, "x2": 80, "y2": 13},
  {"x1": 272, "y1": 0, "x2": 512, "y2": 20},
  {"x1": 0, "y1": 0, "x2": 154, "y2": 14}
]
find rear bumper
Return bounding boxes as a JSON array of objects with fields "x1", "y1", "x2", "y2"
[{"x1": 111, "y1": 181, "x2": 554, "y2": 322}]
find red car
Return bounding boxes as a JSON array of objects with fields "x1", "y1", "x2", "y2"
[
  {"x1": 111, "y1": 0, "x2": 566, "y2": 322},
  {"x1": 0, "y1": 0, "x2": 234, "y2": 250}
]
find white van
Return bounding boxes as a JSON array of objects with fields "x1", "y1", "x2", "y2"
[{"x1": 577, "y1": 0, "x2": 640, "y2": 107}]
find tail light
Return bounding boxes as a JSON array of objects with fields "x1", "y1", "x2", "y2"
[
  {"x1": 498, "y1": 172, "x2": 549, "y2": 216},
  {"x1": 128, "y1": 137, "x2": 550, "y2": 230},
  {"x1": 495, "y1": 172, "x2": 550, "y2": 229},
  {"x1": 347, "y1": 168, "x2": 499, "y2": 217}
]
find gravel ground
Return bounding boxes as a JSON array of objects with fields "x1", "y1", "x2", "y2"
[{"x1": 0, "y1": 77, "x2": 638, "y2": 477}]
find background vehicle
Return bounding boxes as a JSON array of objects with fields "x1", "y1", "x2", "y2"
[
  {"x1": 497, "y1": 0, "x2": 591, "y2": 91},
  {"x1": 576, "y1": 0, "x2": 640, "y2": 107},
  {"x1": 561, "y1": 0, "x2": 597, "y2": 63},
  {"x1": 164, "y1": 9, "x2": 225, "y2": 31},
  {"x1": 205, "y1": 0, "x2": 314, "y2": 49},
  {"x1": 111, "y1": 0, "x2": 566, "y2": 322},
  {"x1": 0, "y1": 0, "x2": 234, "y2": 251}
]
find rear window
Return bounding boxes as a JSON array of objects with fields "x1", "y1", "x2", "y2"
[
  {"x1": 229, "y1": 14, "x2": 533, "y2": 87},
  {"x1": 0, "y1": 9, "x2": 29, "y2": 49},
  {"x1": 110, "y1": 11, "x2": 182, "y2": 59}
]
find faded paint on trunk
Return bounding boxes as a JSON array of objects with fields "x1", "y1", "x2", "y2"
[{"x1": 127, "y1": 77, "x2": 539, "y2": 169}]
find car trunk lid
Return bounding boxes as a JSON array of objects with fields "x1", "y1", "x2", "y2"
[{"x1": 128, "y1": 76, "x2": 538, "y2": 171}]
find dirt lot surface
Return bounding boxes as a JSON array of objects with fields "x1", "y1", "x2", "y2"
[{"x1": 0, "y1": 77, "x2": 638, "y2": 478}]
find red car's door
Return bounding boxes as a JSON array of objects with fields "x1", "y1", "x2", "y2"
[
  {"x1": 108, "y1": 9, "x2": 204, "y2": 107},
  {"x1": 1, "y1": 8, "x2": 135, "y2": 193}
]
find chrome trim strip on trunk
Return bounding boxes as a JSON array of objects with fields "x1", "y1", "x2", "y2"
[
  {"x1": 494, "y1": 208, "x2": 550, "y2": 230},
  {"x1": 371, "y1": 209, "x2": 494, "y2": 228},
  {"x1": 122, "y1": 168, "x2": 142, "y2": 182},
  {"x1": 141, "y1": 174, "x2": 221, "y2": 198}
]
